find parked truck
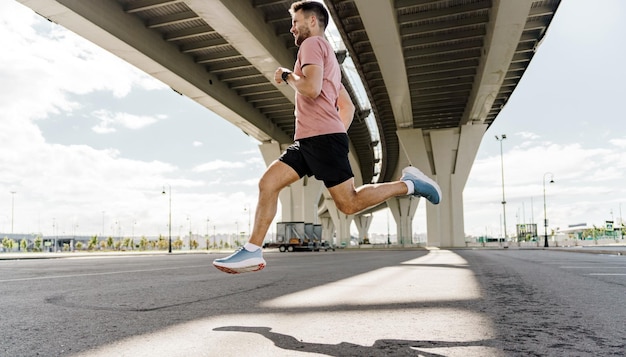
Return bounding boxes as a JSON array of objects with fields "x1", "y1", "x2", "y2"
[{"x1": 263, "y1": 222, "x2": 329, "y2": 252}]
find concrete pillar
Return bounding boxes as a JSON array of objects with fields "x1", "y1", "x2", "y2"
[
  {"x1": 286, "y1": 176, "x2": 324, "y2": 222},
  {"x1": 386, "y1": 196, "x2": 419, "y2": 245},
  {"x1": 353, "y1": 214, "x2": 372, "y2": 243},
  {"x1": 322, "y1": 192, "x2": 353, "y2": 246},
  {"x1": 319, "y1": 214, "x2": 335, "y2": 245},
  {"x1": 397, "y1": 124, "x2": 486, "y2": 247}
]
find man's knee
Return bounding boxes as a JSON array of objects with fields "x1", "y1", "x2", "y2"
[
  {"x1": 334, "y1": 200, "x2": 359, "y2": 215},
  {"x1": 258, "y1": 162, "x2": 298, "y2": 193},
  {"x1": 328, "y1": 180, "x2": 360, "y2": 215},
  {"x1": 258, "y1": 174, "x2": 279, "y2": 193}
]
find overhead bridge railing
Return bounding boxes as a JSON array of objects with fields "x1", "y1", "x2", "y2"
[{"x1": 326, "y1": 13, "x2": 382, "y2": 183}]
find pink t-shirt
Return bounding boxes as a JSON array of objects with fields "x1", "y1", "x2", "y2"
[{"x1": 293, "y1": 36, "x2": 345, "y2": 140}]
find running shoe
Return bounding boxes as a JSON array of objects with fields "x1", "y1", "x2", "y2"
[
  {"x1": 401, "y1": 166, "x2": 442, "y2": 204},
  {"x1": 213, "y1": 247, "x2": 266, "y2": 274}
]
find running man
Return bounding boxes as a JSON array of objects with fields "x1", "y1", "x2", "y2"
[{"x1": 213, "y1": 1, "x2": 441, "y2": 274}]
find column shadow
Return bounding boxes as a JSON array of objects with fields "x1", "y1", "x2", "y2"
[{"x1": 214, "y1": 326, "x2": 494, "y2": 357}]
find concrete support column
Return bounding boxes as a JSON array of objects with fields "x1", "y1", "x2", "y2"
[
  {"x1": 353, "y1": 214, "x2": 372, "y2": 243},
  {"x1": 319, "y1": 214, "x2": 335, "y2": 245},
  {"x1": 322, "y1": 193, "x2": 353, "y2": 246},
  {"x1": 386, "y1": 196, "x2": 419, "y2": 245},
  {"x1": 304, "y1": 177, "x2": 324, "y2": 223},
  {"x1": 286, "y1": 176, "x2": 324, "y2": 222},
  {"x1": 398, "y1": 124, "x2": 486, "y2": 247}
]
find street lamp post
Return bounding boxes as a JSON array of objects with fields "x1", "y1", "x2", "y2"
[
  {"x1": 619, "y1": 203, "x2": 624, "y2": 239},
  {"x1": 162, "y1": 185, "x2": 172, "y2": 253},
  {"x1": 187, "y1": 216, "x2": 192, "y2": 250},
  {"x1": 244, "y1": 205, "x2": 251, "y2": 236},
  {"x1": 52, "y1": 218, "x2": 56, "y2": 252},
  {"x1": 543, "y1": 172, "x2": 554, "y2": 248},
  {"x1": 495, "y1": 135, "x2": 507, "y2": 245},
  {"x1": 10, "y1": 191, "x2": 16, "y2": 234}
]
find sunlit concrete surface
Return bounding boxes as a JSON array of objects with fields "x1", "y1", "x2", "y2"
[
  {"x1": 73, "y1": 250, "x2": 500, "y2": 357},
  {"x1": 262, "y1": 248, "x2": 481, "y2": 307}
]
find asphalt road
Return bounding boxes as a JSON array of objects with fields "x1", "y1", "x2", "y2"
[{"x1": 1, "y1": 249, "x2": 625, "y2": 356}]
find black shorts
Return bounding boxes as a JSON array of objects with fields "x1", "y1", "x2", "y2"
[{"x1": 279, "y1": 133, "x2": 354, "y2": 188}]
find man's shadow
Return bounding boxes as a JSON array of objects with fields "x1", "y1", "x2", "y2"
[{"x1": 214, "y1": 326, "x2": 493, "y2": 356}]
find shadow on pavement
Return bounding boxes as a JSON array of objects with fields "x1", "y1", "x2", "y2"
[{"x1": 214, "y1": 326, "x2": 494, "y2": 357}]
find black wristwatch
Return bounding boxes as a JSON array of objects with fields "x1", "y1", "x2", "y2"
[{"x1": 281, "y1": 70, "x2": 291, "y2": 84}]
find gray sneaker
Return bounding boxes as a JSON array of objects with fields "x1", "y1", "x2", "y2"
[
  {"x1": 401, "y1": 166, "x2": 442, "y2": 204},
  {"x1": 213, "y1": 247, "x2": 266, "y2": 274}
]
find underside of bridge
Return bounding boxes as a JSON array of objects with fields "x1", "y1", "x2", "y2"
[{"x1": 18, "y1": 0, "x2": 561, "y2": 246}]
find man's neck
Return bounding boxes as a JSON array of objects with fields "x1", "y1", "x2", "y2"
[{"x1": 306, "y1": 33, "x2": 324, "y2": 41}]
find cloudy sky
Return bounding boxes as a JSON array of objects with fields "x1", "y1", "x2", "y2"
[{"x1": 1, "y1": 0, "x2": 624, "y2": 240}]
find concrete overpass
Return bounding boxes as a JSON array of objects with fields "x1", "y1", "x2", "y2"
[{"x1": 17, "y1": 0, "x2": 561, "y2": 247}]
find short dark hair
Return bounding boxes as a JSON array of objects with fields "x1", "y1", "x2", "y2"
[{"x1": 289, "y1": 1, "x2": 329, "y2": 30}]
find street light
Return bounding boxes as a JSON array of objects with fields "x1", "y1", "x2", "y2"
[
  {"x1": 495, "y1": 135, "x2": 507, "y2": 245},
  {"x1": 619, "y1": 203, "x2": 624, "y2": 239},
  {"x1": 543, "y1": 172, "x2": 555, "y2": 248},
  {"x1": 52, "y1": 217, "x2": 56, "y2": 252},
  {"x1": 205, "y1": 217, "x2": 210, "y2": 250},
  {"x1": 235, "y1": 220, "x2": 239, "y2": 246},
  {"x1": 10, "y1": 191, "x2": 16, "y2": 234},
  {"x1": 244, "y1": 204, "x2": 251, "y2": 236},
  {"x1": 162, "y1": 185, "x2": 172, "y2": 253},
  {"x1": 187, "y1": 216, "x2": 192, "y2": 250}
]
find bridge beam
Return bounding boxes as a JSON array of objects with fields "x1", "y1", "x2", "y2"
[
  {"x1": 184, "y1": 0, "x2": 295, "y2": 103},
  {"x1": 19, "y1": 0, "x2": 291, "y2": 144},
  {"x1": 462, "y1": 0, "x2": 535, "y2": 125},
  {"x1": 354, "y1": 0, "x2": 412, "y2": 129}
]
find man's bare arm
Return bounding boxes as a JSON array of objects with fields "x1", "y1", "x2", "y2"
[
  {"x1": 337, "y1": 85, "x2": 355, "y2": 130},
  {"x1": 275, "y1": 65, "x2": 323, "y2": 98}
]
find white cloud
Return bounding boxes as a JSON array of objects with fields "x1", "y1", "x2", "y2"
[
  {"x1": 609, "y1": 137, "x2": 626, "y2": 149},
  {"x1": 517, "y1": 131, "x2": 540, "y2": 140},
  {"x1": 464, "y1": 133, "x2": 626, "y2": 236},
  {"x1": 245, "y1": 156, "x2": 263, "y2": 165},
  {"x1": 0, "y1": 2, "x2": 181, "y2": 236},
  {"x1": 91, "y1": 109, "x2": 164, "y2": 133},
  {"x1": 192, "y1": 141, "x2": 203, "y2": 147},
  {"x1": 227, "y1": 178, "x2": 259, "y2": 187},
  {"x1": 0, "y1": 1, "x2": 165, "y2": 122},
  {"x1": 192, "y1": 160, "x2": 245, "y2": 173}
]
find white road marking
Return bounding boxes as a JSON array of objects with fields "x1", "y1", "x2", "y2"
[
  {"x1": 560, "y1": 266, "x2": 626, "y2": 269},
  {"x1": 0, "y1": 264, "x2": 209, "y2": 283}
]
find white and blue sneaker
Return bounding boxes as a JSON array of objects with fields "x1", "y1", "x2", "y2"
[
  {"x1": 213, "y1": 247, "x2": 266, "y2": 274},
  {"x1": 401, "y1": 166, "x2": 442, "y2": 205}
]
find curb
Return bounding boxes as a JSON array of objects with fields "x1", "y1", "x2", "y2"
[{"x1": 0, "y1": 250, "x2": 229, "y2": 261}]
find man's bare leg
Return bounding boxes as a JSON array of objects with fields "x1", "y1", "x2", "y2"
[
  {"x1": 213, "y1": 160, "x2": 299, "y2": 274},
  {"x1": 327, "y1": 178, "x2": 409, "y2": 215},
  {"x1": 248, "y1": 160, "x2": 300, "y2": 246},
  {"x1": 328, "y1": 166, "x2": 441, "y2": 215}
]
